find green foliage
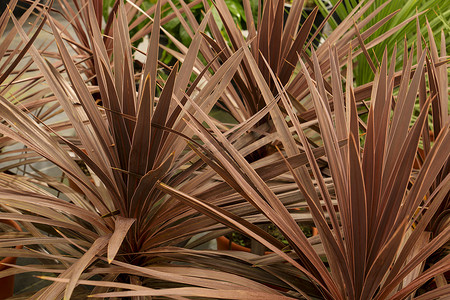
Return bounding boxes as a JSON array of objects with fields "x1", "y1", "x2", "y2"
[{"x1": 323, "y1": 0, "x2": 449, "y2": 85}]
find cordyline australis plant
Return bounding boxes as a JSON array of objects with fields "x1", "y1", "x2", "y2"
[
  {"x1": 0, "y1": 1, "x2": 448, "y2": 300},
  {"x1": 161, "y1": 42, "x2": 449, "y2": 300},
  {"x1": 0, "y1": 1, "x2": 291, "y2": 299},
  {"x1": 156, "y1": 12, "x2": 449, "y2": 300},
  {"x1": 175, "y1": 32, "x2": 449, "y2": 300}
]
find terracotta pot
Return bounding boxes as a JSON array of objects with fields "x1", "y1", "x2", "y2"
[
  {"x1": 217, "y1": 227, "x2": 319, "y2": 253},
  {"x1": 216, "y1": 236, "x2": 272, "y2": 255},
  {"x1": 0, "y1": 219, "x2": 23, "y2": 299},
  {"x1": 216, "y1": 236, "x2": 251, "y2": 252}
]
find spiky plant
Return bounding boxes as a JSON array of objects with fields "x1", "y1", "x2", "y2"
[
  {"x1": 160, "y1": 23, "x2": 449, "y2": 300},
  {"x1": 0, "y1": 1, "x2": 292, "y2": 298}
]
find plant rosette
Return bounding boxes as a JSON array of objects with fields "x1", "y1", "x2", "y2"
[{"x1": 0, "y1": 219, "x2": 23, "y2": 300}]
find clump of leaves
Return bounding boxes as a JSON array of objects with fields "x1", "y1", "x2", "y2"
[
  {"x1": 164, "y1": 21, "x2": 449, "y2": 299},
  {"x1": 0, "y1": 1, "x2": 290, "y2": 298}
]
